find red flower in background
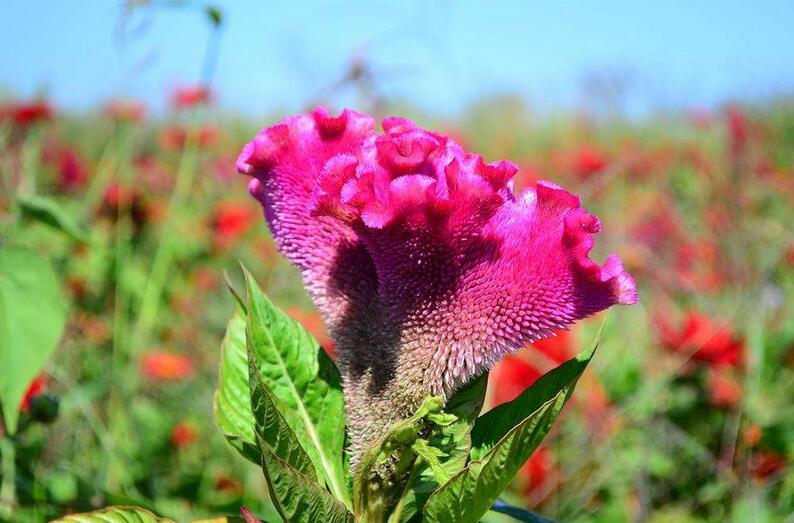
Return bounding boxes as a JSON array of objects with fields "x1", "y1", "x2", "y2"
[
  {"x1": 20, "y1": 374, "x2": 49, "y2": 413},
  {"x1": 742, "y1": 424, "x2": 763, "y2": 448},
  {"x1": 707, "y1": 369, "x2": 743, "y2": 409},
  {"x1": 0, "y1": 100, "x2": 53, "y2": 128},
  {"x1": 656, "y1": 311, "x2": 744, "y2": 368},
  {"x1": 532, "y1": 330, "x2": 574, "y2": 364},
  {"x1": 57, "y1": 148, "x2": 89, "y2": 190},
  {"x1": 750, "y1": 451, "x2": 787, "y2": 481},
  {"x1": 571, "y1": 145, "x2": 607, "y2": 177},
  {"x1": 489, "y1": 354, "x2": 543, "y2": 408},
  {"x1": 170, "y1": 421, "x2": 197, "y2": 449},
  {"x1": 674, "y1": 240, "x2": 725, "y2": 293},
  {"x1": 488, "y1": 330, "x2": 575, "y2": 408},
  {"x1": 211, "y1": 201, "x2": 256, "y2": 249},
  {"x1": 171, "y1": 85, "x2": 213, "y2": 108},
  {"x1": 520, "y1": 446, "x2": 558, "y2": 496},
  {"x1": 159, "y1": 125, "x2": 219, "y2": 151},
  {"x1": 214, "y1": 473, "x2": 243, "y2": 496},
  {"x1": 104, "y1": 99, "x2": 146, "y2": 122},
  {"x1": 726, "y1": 105, "x2": 749, "y2": 160},
  {"x1": 140, "y1": 351, "x2": 195, "y2": 381}
]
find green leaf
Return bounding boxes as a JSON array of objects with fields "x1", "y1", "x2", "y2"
[
  {"x1": 257, "y1": 434, "x2": 354, "y2": 523},
  {"x1": 389, "y1": 374, "x2": 488, "y2": 523},
  {"x1": 354, "y1": 397, "x2": 455, "y2": 520},
  {"x1": 410, "y1": 440, "x2": 450, "y2": 484},
  {"x1": 213, "y1": 304, "x2": 260, "y2": 463},
  {"x1": 17, "y1": 194, "x2": 88, "y2": 242},
  {"x1": 0, "y1": 246, "x2": 67, "y2": 433},
  {"x1": 248, "y1": 342, "x2": 316, "y2": 477},
  {"x1": 51, "y1": 505, "x2": 175, "y2": 522},
  {"x1": 241, "y1": 268, "x2": 349, "y2": 506},
  {"x1": 421, "y1": 330, "x2": 601, "y2": 523},
  {"x1": 470, "y1": 330, "x2": 600, "y2": 460}
]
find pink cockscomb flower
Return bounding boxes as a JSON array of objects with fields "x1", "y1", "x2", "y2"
[{"x1": 236, "y1": 108, "x2": 637, "y2": 457}]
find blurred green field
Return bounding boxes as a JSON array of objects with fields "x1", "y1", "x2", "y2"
[{"x1": 1, "y1": 93, "x2": 794, "y2": 522}]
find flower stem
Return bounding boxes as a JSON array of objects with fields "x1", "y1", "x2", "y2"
[
  {"x1": 82, "y1": 124, "x2": 122, "y2": 222},
  {"x1": 0, "y1": 436, "x2": 16, "y2": 519},
  {"x1": 133, "y1": 115, "x2": 200, "y2": 348},
  {"x1": 105, "y1": 127, "x2": 137, "y2": 494}
]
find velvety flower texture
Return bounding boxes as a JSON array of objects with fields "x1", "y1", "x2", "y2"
[{"x1": 237, "y1": 108, "x2": 637, "y2": 457}]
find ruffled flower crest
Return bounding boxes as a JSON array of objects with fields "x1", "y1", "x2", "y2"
[{"x1": 237, "y1": 108, "x2": 637, "y2": 456}]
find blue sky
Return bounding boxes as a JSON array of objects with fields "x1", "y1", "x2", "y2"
[{"x1": 2, "y1": 1, "x2": 794, "y2": 116}]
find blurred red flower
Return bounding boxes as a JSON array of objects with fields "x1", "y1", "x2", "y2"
[
  {"x1": 20, "y1": 374, "x2": 49, "y2": 413},
  {"x1": 212, "y1": 201, "x2": 256, "y2": 249},
  {"x1": 571, "y1": 145, "x2": 607, "y2": 177},
  {"x1": 489, "y1": 354, "x2": 542, "y2": 408},
  {"x1": 750, "y1": 450, "x2": 787, "y2": 481},
  {"x1": 74, "y1": 312, "x2": 111, "y2": 345},
  {"x1": 656, "y1": 311, "x2": 744, "y2": 368},
  {"x1": 532, "y1": 330, "x2": 574, "y2": 365},
  {"x1": 104, "y1": 99, "x2": 146, "y2": 122},
  {"x1": 674, "y1": 240, "x2": 725, "y2": 292},
  {"x1": 707, "y1": 369, "x2": 742, "y2": 409},
  {"x1": 489, "y1": 329, "x2": 575, "y2": 409},
  {"x1": 159, "y1": 125, "x2": 219, "y2": 151},
  {"x1": 140, "y1": 351, "x2": 195, "y2": 381},
  {"x1": 726, "y1": 105, "x2": 748, "y2": 160},
  {"x1": 742, "y1": 424, "x2": 763, "y2": 448},
  {"x1": 520, "y1": 446, "x2": 556, "y2": 495},
  {"x1": 57, "y1": 148, "x2": 89, "y2": 190},
  {"x1": 214, "y1": 473, "x2": 243, "y2": 496},
  {"x1": 170, "y1": 421, "x2": 197, "y2": 449},
  {"x1": 0, "y1": 100, "x2": 53, "y2": 127},
  {"x1": 171, "y1": 85, "x2": 213, "y2": 108}
]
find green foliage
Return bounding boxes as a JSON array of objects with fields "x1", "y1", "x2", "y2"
[
  {"x1": 352, "y1": 396, "x2": 456, "y2": 520},
  {"x1": 421, "y1": 336, "x2": 599, "y2": 523},
  {"x1": 257, "y1": 434, "x2": 354, "y2": 523},
  {"x1": 0, "y1": 246, "x2": 67, "y2": 433},
  {"x1": 213, "y1": 305, "x2": 261, "y2": 463},
  {"x1": 212, "y1": 269, "x2": 596, "y2": 522},
  {"x1": 241, "y1": 267, "x2": 350, "y2": 507},
  {"x1": 16, "y1": 194, "x2": 88, "y2": 242},
  {"x1": 51, "y1": 506, "x2": 177, "y2": 522},
  {"x1": 470, "y1": 333, "x2": 599, "y2": 460},
  {"x1": 389, "y1": 374, "x2": 488, "y2": 523},
  {"x1": 248, "y1": 343, "x2": 316, "y2": 479}
]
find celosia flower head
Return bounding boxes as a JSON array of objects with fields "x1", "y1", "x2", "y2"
[{"x1": 237, "y1": 108, "x2": 636, "y2": 453}]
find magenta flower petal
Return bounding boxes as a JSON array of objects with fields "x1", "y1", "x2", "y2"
[
  {"x1": 236, "y1": 108, "x2": 380, "y2": 332},
  {"x1": 237, "y1": 109, "x2": 637, "y2": 457}
]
